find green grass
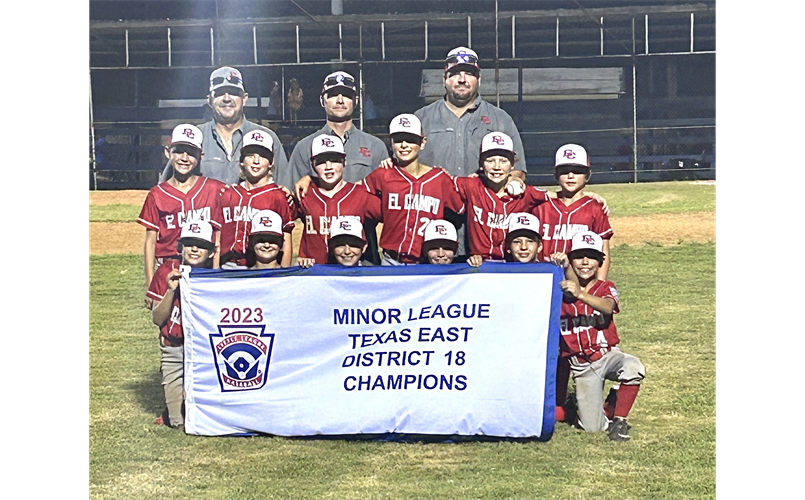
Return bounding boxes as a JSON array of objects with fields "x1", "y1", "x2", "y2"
[
  {"x1": 89, "y1": 182, "x2": 716, "y2": 499},
  {"x1": 532, "y1": 181, "x2": 715, "y2": 217},
  {"x1": 90, "y1": 204, "x2": 142, "y2": 222}
]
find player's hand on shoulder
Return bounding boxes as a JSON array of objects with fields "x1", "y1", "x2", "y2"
[
  {"x1": 378, "y1": 157, "x2": 394, "y2": 170},
  {"x1": 280, "y1": 185, "x2": 295, "y2": 208},
  {"x1": 295, "y1": 175, "x2": 312, "y2": 200},
  {"x1": 467, "y1": 255, "x2": 483, "y2": 267},
  {"x1": 587, "y1": 191, "x2": 610, "y2": 215},
  {"x1": 297, "y1": 258, "x2": 316, "y2": 268}
]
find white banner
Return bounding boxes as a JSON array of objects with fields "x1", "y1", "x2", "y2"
[{"x1": 182, "y1": 263, "x2": 563, "y2": 439}]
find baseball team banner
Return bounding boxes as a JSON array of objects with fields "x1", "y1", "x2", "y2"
[{"x1": 181, "y1": 263, "x2": 563, "y2": 439}]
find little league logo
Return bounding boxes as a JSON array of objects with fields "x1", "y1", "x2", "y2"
[{"x1": 210, "y1": 326, "x2": 275, "y2": 392}]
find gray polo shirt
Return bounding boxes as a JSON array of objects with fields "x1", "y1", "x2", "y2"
[
  {"x1": 159, "y1": 119, "x2": 290, "y2": 188},
  {"x1": 289, "y1": 123, "x2": 389, "y2": 185},
  {"x1": 414, "y1": 95, "x2": 526, "y2": 177}
]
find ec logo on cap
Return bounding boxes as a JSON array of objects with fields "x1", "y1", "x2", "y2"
[
  {"x1": 259, "y1": 217, "x2": 272, "y2": 226},
  {"x1": 491, "y1": 135, "x2": 505, "y2": 145},
  {"x1": 250, "y1": 132, "x2": 264, "y2": 141},
  {"x1": 182, "y1": 128, "x2": 196, "y2": 139},
  {"x1": 188, "y1": 223, "x2": 201, "y2": 233},
  {"x1": 435, "y1": 225, "x2": 447, "y2": 235},
  {"x1": 321, "y1": 137, "x2": 335, "y2": 148},
  {"x1": 398, "y1": 117, "x2": 411, "y2": 127},
  {"x1": 581, "y1": 234, "x2": 596, "y2": 244},
  {"x1": 339, "y1": 220, "x2": 352, "y2": 230},
  {"x1": 516, "y1": 215, "x2": 531, "y2": 225},
  {"x1": 563, "y1": 149, "x2": 577, "y2": 159}
]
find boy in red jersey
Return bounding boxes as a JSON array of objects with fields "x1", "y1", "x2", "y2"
[
  {"x1": 551, "y1": 231, "x2": 644, "y2": 441},
  {"x1": 247, "y1": 210, "x2": 285, "y2": 270},
  {"x1": 534, "y1": 143, "x2": 614, "y2": 423},
  {"x1": 453, "y1": 132, "x2": 551, "y2": 263},
  {"x1": 218, "y1": 130, "x2": 295, "y2": 269},
  {"x1": 534, "y1": 143, "x2": 613, "y2": 279},
  {"x1": 296, "y1": 134, "x2": 381, "y2": 268},
  {"x1": 138, "y1": 124, "x2": 224, "y2": 292},
  {"x1": 362, "y1": 113, "x2": 463, "y2": 265},
  {"x1": 148, "y1": 219, "x2": 217, "y2": 429},
  {"x1": 420, "y1": 219, "x2": 482, "y2": 267}
]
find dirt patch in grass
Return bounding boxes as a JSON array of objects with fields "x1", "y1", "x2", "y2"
[{"x1": 89, "y1": 190, "x2": 715, "y2": 255}]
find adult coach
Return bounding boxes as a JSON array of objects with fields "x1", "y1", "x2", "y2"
[
  {"x1": 414, "y1": 47, "x2": 527, "y2": 256},
  {"x1": 290, "y1": 71, "x2": 389, "y2": 264},
  {"x1": 160, "y1": 66, "x2": 290, "y2": 188}
]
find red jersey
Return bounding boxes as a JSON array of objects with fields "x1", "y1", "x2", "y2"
[
  {"x1": 218, "y1": 182, "x2": 295, "y2": 264},
  {"x1": 559, "y1": 279, "x2": 620, "y2": 359},
  {"x1": 362, "y1": 166, "x2": 463, "y2": 260},
  {"x1": 297, "y1": 182, "x2": 382, "y2": 263},
  {"x1": 146, "y1": 259, "x2": 184, "y2": 347},
  {"x1": 454, "y1": 177, "x2": 549, "y2": 260},
  {"x1": 137, "y1": 177, "x2": 225, "y2": 258},
  {"x1": 533, "y1": 196, "x2": 613, "y2": 262}
]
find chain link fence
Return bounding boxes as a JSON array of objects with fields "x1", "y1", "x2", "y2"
[{"x1": 90, "y1": 7, "x2": 714, "y2": 189}]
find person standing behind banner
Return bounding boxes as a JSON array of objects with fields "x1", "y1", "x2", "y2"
[
  {"x1": 361, "y1": 113, "x2": 463, "y2": 266},
  {"x1": 247, "y1": 210, "x2": 286, "y2": 270},
  {"x1": 413, "y1": 47, "x2": 527, "y2": 257},
  {"x1": 159, "y1": 67, "x2": 291, "y2": 189},
  {"x1": 287, "y1": 78, "x2": 304, "y2": 125},
  {"x1": 217, "y1": 130, "x2": 295, "y2": 269},
  {"x1": 296, "y1": 134, "x2": 381, "y2": 268},
  {"x1": 148, "y1": 219, "x2": 217, "y2": 430},
  {"x1": 139, "y1": 124, "x2": 224, "y2": 294},
  {"x1": 327, "y1": 217, "x2": 373, "y2": 267},
  {"x1": 289, "y1": 71, "x2": 389, "y2": 264}
]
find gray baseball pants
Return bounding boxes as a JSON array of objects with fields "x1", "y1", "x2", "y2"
[{"x1": 160, "y1": 343, "x2": 184, "y2": 427}]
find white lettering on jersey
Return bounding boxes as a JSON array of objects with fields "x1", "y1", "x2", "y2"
[
  {"x1": 223, "y1": 207, "x2": 232, "y2": 223},
  {"x1": 388, "y1": 193, "x2": 401, "y2": 210},
  {"x1": 404, "y1": 194, "x2": 440, "y2": 215},
  {"x1": 545, "y1": 223, "x2": 590, "y2": 241},
  {"x1": 472, "y1": 206, "x2": 484, "y2": 224},
  {"x1": 176, "y1": 207, "x2": 212, "y2": 227},
  {"x1": 305, "y1": 215, "x2": 317, "y2": 235},
  {"x1": 485, "y1": 212, "x2": 510, "y2": 230},
  {"x1": 166, "y1": 214, "x2": 176, "y2": 229}
]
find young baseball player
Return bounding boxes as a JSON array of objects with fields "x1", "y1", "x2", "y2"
[
  {"x1": 420, "y1": 219, "x2": 482, "y2": 267},
  {"x1": 534, "y1": 143, "x2": 613, "y2": 279},
  {"x1": 327, "y1": 216, "x2": 372, "y2": 267},
  {"x1": 148, "y1": 219, "x2": 217, "y2": 429},
  {"x1": 218, "y1": 129, "x2": 295, "y2": 269},
  {"x1": 550, "y1": 231, "x2": 645, "y2": 441},
  {"x1": 296, "y1": 134, "x2": 381, "y2": 268},
  {"x1": 247, "y1": 210, "x2": 285, "y2": 270},
  {"x1": 452, "y1": 132, "x2": 552, "y2": 263},
  {"x1": 361, "y1": 113, "x2": 463, "y2": 265},
  {"x1": 504, "y1": 212, "x2": 544, "y2": 263},
  {"x1": 138, "y1": 124, "x2": 224, "y2": 291}
]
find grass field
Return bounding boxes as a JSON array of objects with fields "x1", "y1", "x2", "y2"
[{"x1": 89, "y1": 181, "x2": 715, "y2": 499}]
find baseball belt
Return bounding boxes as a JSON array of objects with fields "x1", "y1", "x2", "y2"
[{"x1": 572, "y1": 346, "x2": 612, "y2": 365}]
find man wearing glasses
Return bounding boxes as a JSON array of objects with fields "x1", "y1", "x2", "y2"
[
  {"x1": 160, "y1": 67, "x2": 290, "y2": 189},
  {"x1": 288, "y1": 70, "x2": 390, "y2": 264},
  {"x1": 414, "y1": 47, "x2": 527, "y2": 257}
]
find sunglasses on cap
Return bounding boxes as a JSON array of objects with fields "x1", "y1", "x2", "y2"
[
  {"x1": 211, "y1": 74, "x2": 242, "y2": 87},
  {"x1": 323, "y1": 73, "x2": 356, "y2": 90}
]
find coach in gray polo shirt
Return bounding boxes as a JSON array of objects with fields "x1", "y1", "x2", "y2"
[
  {"x1": 290, "y1": 71, "x2": 389, "y2": 265},
  {"x1": 160, "y1": 66, "x2": 290, "y2": 188},
  {"x1": 414, "y1": 47, "x2": 526, "y2": 256}
]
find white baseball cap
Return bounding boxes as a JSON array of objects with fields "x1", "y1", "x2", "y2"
[
  {"x1": 242, "y1": 129, "x2": 274, "y2": 153},
  {"x1": 321, "y1": 71, "x2": 357, "y2": 96},
  {"x1": 210, "y1": 66, "x2": 244, "y2": 93},
  {"x1": 328, "y1": 216, "x2": 365, "y2": 245},
  {"x1": 422, "y1": 219, "x2": 458, "y2": 251},
  {"x1": 310, "y1": 134, "x2": 346, "y2": 158},
  {"x1": 555, "y1": 144, "x2": 590, "y2": 168},
  {"x1": 388, "y1": 113, "x2": 424, "y2": 137},
  {"x1": 445, "y1": 46, "x2": 480, "y2": 73},
  {"x1": 179, "y1": 219, "x2": 215, "y2": 249},
  {"x1": 249, "y1": 210, "x2": 283, "y2": 237},
  {"x1": 506, "y1": 212, "x2": 542, "y2": 242},
  {"x1": 569, "y1": 231, "x2": 605, "y2": 257},
  {"x1": 169, "y1": 124, "x2": 203, "y2": 150},
  {"x1": 480, "y1": 132, "x2": 515, "y2": 156}
]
